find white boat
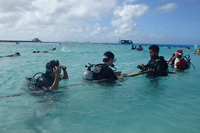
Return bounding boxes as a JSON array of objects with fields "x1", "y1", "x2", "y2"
[{"x1": 194, "y1": 44, "x2": 198, "y2": 49}]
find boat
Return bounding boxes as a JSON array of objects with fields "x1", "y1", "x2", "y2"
[
  {"x1": 119, "y1": 40, "x2": 133, "y2": 44},
  {"x1": 194, "y1": 44, "x2": 198, "y2": 49}
]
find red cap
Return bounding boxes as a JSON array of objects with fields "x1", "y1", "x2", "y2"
[{"x1": 175, "y1": 50, "x2": 183, "y2": 55}]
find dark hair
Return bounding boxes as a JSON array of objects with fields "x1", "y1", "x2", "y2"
[
  {"x1": 149, "y1": 45, "x2": 159, "y2": 52},
  {"x1": 45, "y1": 60, "x2": 59, "y2": 74},
  {"x1": 15, "y1": 52, "x2": 20, "y2": 55},
  {"x1": 103, "y1": 51, "x2": 115, "y2": 62}
]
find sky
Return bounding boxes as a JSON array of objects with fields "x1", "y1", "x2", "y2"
[{"x1": 0, "y1": 0, "x2": 200, "y2": 45}]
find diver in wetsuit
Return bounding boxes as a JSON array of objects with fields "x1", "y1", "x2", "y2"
[
  {"x1": 92, "y1": 51, "x2": 126, "y2": 81},
  {"x1": 27, "y1": 60, "x2": 68, "y2": 91},
  {"x1": 137, "y1": 45, "x2": 168, "y2": 76}
]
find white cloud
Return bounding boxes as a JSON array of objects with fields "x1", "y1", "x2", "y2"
[
  {"x1": 111, "y1": 4, "x2": 148, "y2": 37},
  {"x1": 0, "y1": 0, "x2": 116, "y2": 41},
  {"x1": 121, "y1": 0, "x2": 137, "y2": 5},
  {"x1": 0, "y1": 0, "x2": 195, "y2": 44},
  {"x1": 91, "y1": 26, "x2": 108, "y2": 35},
  {"x1": 157, "y1": 3, "x2": 178, "y2": 13}
]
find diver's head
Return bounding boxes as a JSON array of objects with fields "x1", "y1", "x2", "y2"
[
  {"x1": 103, "y1": 51, "x2": 116, "y2": 66},
  {"x1": 175, "y1": 50, "x2": 183, "y2": 58},
  {"x1": 45, "y1": 60, "x2": 60, "y2": 75},
  {"x1": 15, "y1": 52, "x2": 20, "y2": 56},
  {"x1": 149, "y1": 45, "x2": 159, "y2": 58},
  {"x1": 198, "y1": 48, "x2": 200, "y2": 52}
]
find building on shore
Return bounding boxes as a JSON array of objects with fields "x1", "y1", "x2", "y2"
[{"x1": 0, "y1": 38, "x2": 42, "y2": 43}]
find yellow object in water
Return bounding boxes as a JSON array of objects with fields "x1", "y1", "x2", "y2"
[
  {"x1": 114, "y1": 71, "x2": 122, "y2": 76},
  {"x1": 60, "y1": 74, "x2": 63, "y2": 79}
]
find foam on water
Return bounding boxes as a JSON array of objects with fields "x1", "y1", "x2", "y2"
[{"x1": 0, "y1": 42, "x2": 200, "y2": 133}]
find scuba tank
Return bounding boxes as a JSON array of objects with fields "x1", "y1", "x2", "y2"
[
  {"x1": 26, "y1": 72, "x2": 44, "y2": 85},
  {"x1": 83, "y1": 63, "x2": 118, "y2": 80},
  {"x1": 184, "y1": 54, "x2": 195, "y2": 69},
  {"x1": 184, "y1": 54, "x2": 191, "y2": 68},
  {"x1": 83, "y1": 63, "x2": 95, "y2": 80}
]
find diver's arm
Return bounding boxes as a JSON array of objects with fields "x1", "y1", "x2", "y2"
[
  {"x1": 49, "y1": 67, "x2": 60, "y2": 90},
  {"x1": 118, "y1": 73, "x2": 127, "y2": 80},
  {"x1": 63, "y1": 69, "x2": 68, "y2": 79},
  {"x1": 60, "y1": 66, "x2": 68, "y2": 79},
  {"x1": 141, "y1": 64, "x2": 148, "y2": 70},
  {"x1": 168, "y1": 53, "x2": 175, "y2": 63},
  {"x1": 49, "y1": 74, "x2": 60, "y2": 90}
]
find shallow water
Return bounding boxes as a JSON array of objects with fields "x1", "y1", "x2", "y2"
[{"x1": 0, "y1": 42, "x2": 200, "y2": 133}]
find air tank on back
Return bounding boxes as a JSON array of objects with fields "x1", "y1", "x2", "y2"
[{"x1": 83, "y1": 63, "x2": 95, "y2": 80}]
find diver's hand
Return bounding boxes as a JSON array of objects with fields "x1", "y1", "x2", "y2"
[
  {"x1": 118, "y1": 73, "x2": 127, "y2": 80},
  {"x1": 59, "y1": 65, "x2": 66, "y2": 70},
  {"x1": 53, "y1": 66, "x2": 61, "y2": 75},
  {"x1": 121, "y1": 73, "x2": 128, "y2": 77},
  {"x1": 140, "y1": 64, "x2": 147, "y2": 71},
  {"x1": 60, "y1": 65, "x2": 68, "y2": 79}
]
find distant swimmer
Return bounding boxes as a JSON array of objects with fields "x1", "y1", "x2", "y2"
[
  {"x1": 137, "y1": 45, "x2": 168, "y2": 76},
  {"x1": 131, "y1": 45, "x2": 136, "y2": 50},
  {"x1": 33, "y1": 47, "x2": 56, "y2": 53},
  {"x1": 136, "y1": 45, "x2": 143, "y2": 51},
  {"x1": 33, "y1": 51, "x2": 48, "y2": 53},
  {"x1": 185, "y1": 47, "x2": 190, "y2": 50},
  {"x1": 26, "y1": 60, "x2": 68, "y2": 91},
  {"x1": 194, "y1": 48, "x2": 200, "y2": 55},
  {"x1": 0, "y1": 52, "x2": 20, "y2": 58},
  {"x1": 168, "y1": 50, "x2": 190, "y2": 69}
]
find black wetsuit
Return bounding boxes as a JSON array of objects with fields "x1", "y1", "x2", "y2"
[
  {"x1": 92, "y1": 64, "x2": 118, "y2": 80},
  {"x1": 35, "y1": 74, "x2": 56, "y2": 89},
  {"x1": 145, "y1": 56, "x2": 168, "y2": 76}
]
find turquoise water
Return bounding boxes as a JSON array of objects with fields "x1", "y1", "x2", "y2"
[{"x1": 0, "y1": 42, "x2": 200, "y2": 133}]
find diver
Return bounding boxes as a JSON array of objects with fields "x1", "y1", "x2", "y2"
[
  {"x1": 137, "y1": 45, "x2": 168, "y2": 76},
  {"x1": 27, "y1": 60, "x2": 68, "y2": 91},
  {"x1": 84, "y1": 51, "x2": 127, "y2": 81},
  {"x1": 168, "y1": 50, "x2": 190, "y2": 69}
]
